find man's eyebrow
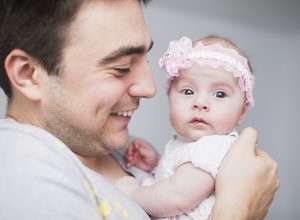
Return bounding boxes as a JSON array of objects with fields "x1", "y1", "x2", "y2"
[{"x1": 100, "y1": 40, "x2": 154, "y2": 65}]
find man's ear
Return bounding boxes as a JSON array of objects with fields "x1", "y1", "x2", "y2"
[{"x1": 5, "y1": 49, "x2": 42, "y2": 101}]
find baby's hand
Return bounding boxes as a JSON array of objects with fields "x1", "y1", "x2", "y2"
[
  {"x1": 114, "y1": 176, "x2": 140, "y2": 197},
  {"x1": 126, "y1": 139, "x2": 159, "y2": 172}
]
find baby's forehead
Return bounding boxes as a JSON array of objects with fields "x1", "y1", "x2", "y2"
[{"x1": 177, "y1": 65, "x2": 239, "y2": 85}]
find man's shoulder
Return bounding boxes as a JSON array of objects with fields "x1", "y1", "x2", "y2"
[
  {"x1": 0, "y1": 119, "x2": 102, "y2": 219},
  {"x1": 0, "y1": 119, "x2": 79, "y2": 174}
]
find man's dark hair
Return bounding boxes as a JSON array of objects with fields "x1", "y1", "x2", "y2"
[{"x1": 0, "y1": 0, "x2": 152, "y2": 98}]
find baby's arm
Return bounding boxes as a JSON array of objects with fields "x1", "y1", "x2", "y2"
[
  {"x1": 117, "y1": 162, "x2": 214, "y2": 217},
  {"x1": 126, "y1": 139, "x2": 160, "y2": 172}
]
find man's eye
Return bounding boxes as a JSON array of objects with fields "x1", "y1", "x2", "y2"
[
  {"x1": 182, "y1": 89, "x2": 194, "y2": 96},
  {"x1": 114, "y1": 68, "x2": 130, "y2": 75},
  {"x1": 214, "y1": 91, "x2": 227, "y2": 98}
]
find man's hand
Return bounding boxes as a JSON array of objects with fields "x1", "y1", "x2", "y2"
[
  {"x1": 212, "y1": 127, "x2": 280, "y2": 220},
  {"x1": 126, "y1": 139, "x2": 160, "y2": 172}
]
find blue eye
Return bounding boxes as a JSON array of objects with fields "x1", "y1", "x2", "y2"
[
  {"x1": 182, "y1": 89, "x2": 194, "y2": 95},
  {"x1": 214, "y1": 91, "x2": 227, "y2": 98}
]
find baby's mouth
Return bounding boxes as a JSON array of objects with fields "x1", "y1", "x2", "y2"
[{"x1": 190, "y1": 117, "x2": 208, "y2": 125}]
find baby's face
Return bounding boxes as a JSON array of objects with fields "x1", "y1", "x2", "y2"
[{"x1": 168, "y1": 64, "x2": 247, "y2": 141}]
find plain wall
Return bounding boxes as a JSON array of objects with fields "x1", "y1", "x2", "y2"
[
  {"x1": 0, "y1": 90, "x2": 6, "y2": 117},
  {"x1": 0, "y1": 1, "x2": 299, "y2": 219}
]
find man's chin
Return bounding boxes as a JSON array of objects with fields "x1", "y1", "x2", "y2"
[{"x1": 108, "y1": 130, "x2": 129, "y2": 150}]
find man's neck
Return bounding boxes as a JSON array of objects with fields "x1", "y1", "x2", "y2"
[
  {"x1": 6, "y1": 99, "x2": 45, "y2": 129},
  {"x1": 78, "y1": 154, "x2": 131, "y2": 183}
]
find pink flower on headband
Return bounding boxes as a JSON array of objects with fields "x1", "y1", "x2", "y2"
[
  {"x1": 159, "y1": 37, "x2": 194, "y2": 78},
  {"x1": 159, "y1": 36, "x2": 255, "y2": 111}
]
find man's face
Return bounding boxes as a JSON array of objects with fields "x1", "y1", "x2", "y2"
[{"x1": 43, "y1": 0, "x2": 156, "y2": 157}]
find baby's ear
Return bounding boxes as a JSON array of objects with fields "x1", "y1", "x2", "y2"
[
  {"x1": 5, "y1": 49, "x2": 42, "y2": 101},
  {"x1": 237, "y1": 102, "x2": 249, "y2": 125}
]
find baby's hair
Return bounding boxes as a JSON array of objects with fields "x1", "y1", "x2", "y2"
[{"x1": 193, "y1": 35, "x2": 253, "y2": 72}]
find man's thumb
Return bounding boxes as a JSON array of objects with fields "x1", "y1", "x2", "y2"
[{"x1": 233, "y1": 127, "x2": 259, "y2": 153}]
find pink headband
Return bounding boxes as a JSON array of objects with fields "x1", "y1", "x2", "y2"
[{"x1": 159, "y1": 36, "x2": 255, "y2": 111}]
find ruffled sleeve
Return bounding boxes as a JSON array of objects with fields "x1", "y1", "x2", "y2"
[
  {"x1": 161, "y1": 133, "x2": 238, "y2": 180},
  {"x1": 186, "y1": 134, "x2": 237, "y2": 179}
]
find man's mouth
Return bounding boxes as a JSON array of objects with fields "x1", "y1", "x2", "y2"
[{"x1": 111, "y1": 110, "x2": 134, "y2": 117}]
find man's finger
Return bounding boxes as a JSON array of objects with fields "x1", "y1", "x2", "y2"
[
  {"x1": 256, "y1": 148, "x2": 269, "y2": 157},
  {"x1": 233, "y1": 127, "x2": 258, "y2": 153},
  {"x1": 256, "y1": 148, "x2": 279, "y2": 175}
]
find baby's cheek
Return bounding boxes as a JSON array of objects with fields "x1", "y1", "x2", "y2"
[{"x1": 215, "y1": 115, "x2": 237, "y2": 134}]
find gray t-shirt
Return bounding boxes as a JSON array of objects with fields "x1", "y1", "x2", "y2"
[{"x1": 0, "y1": 119, "x2": 150, "y2": 220}]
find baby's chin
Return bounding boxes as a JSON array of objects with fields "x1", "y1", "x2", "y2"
[
  {"x1": 184, "y1": 131, "x2": 214, "y2": 142},
  {"x1": 183, "y1": 134, "x2": 206, "y2": 142}
]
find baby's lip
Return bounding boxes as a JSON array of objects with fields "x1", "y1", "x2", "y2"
[{"x1": 190, "y1": 117, "x2": 208, "y2": 124}]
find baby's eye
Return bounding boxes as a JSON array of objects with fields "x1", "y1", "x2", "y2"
[
  {"x1": 181, "y1": 89, "x2": 194, "y2": 96},
  {"x1": 214, "y1": 91, "x2": 227, "y2": 98}
]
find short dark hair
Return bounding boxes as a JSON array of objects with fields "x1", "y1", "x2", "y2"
[{"x1": 0, "y1": 0, "x2": 152, "y2": 98}]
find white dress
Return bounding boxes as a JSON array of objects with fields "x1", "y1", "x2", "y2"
[{"x1": 145, "y1": 131, "x2": 238, "y2": 220}]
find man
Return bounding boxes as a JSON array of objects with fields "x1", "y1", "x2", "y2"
[{"x1": 0, "y1": 0, "x2": 279, "y2": 220}]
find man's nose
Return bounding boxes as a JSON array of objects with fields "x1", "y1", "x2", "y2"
[{"x1": 128, "y1": 59, "x2": 157, "y2": 98}]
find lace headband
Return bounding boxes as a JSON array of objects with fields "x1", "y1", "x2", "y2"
[{"x1": 159, "y1": 36, "x2": 255, "y2": 111}]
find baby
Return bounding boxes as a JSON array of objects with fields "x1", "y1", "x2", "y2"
[{"x1": 116, "y1": 35, "x2": 255, "y2": 220}]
